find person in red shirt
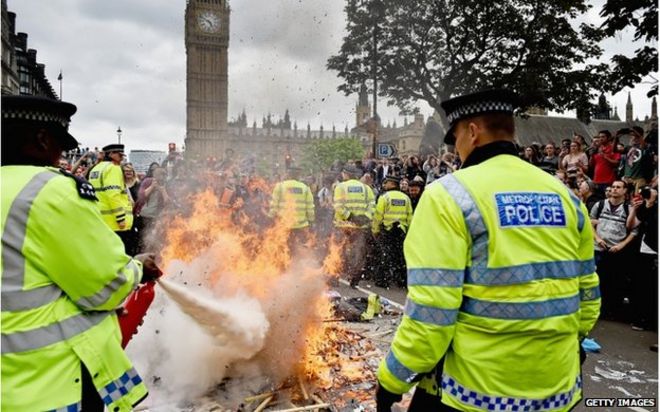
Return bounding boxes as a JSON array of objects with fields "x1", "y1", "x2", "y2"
[{"x1": 591, "y1": 130, "x2": 621, "y2": 195}]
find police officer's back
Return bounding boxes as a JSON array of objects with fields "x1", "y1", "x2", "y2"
[
  {"x1": 376, "y1": 90, "x2": 600, "y2": 411},
  {"x1": 1, "y1": 95, "x2": 160, "y2": 411},
  {"x1": 372, "y1": 175, "x2": 412, "y2": 287}
]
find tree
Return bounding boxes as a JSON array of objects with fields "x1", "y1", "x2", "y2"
[
  {"x1": 300, "y1": 138, "x2": 364, "y2": 174},
  {"x1": 328, "y1": 0, "x2": 609, "y2": 148},
  {"x1": 600, "y1": 0, "x2": 658, "y2": 97}
]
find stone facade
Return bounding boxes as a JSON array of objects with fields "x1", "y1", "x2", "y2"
[{"x1": 1, "y1": 0, "x2": 57, "y2": 98}]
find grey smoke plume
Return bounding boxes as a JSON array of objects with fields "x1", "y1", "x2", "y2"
[{"x1": 127, "y1": 240, "x2": 327, "y2": 409}]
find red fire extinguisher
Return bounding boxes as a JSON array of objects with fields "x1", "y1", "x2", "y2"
[{"x1": 118, "y1": 281, "x2": 156, "y2": 348}]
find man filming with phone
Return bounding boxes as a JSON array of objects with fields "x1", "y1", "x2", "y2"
[
  {"x1": 628, "y1": 183, "x2": 658, "y2": 333},
  {"x1": 623, "y1": 126, "x2": 656, "y2": 192}
]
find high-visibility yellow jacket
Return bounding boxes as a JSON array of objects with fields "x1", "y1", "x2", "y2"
[
  {"x1": 372, "y1": 189, "x2": 413, "y2": 234},
  {"x1": 1, "y1": 166, "x2": 148, "y2": 411},
  {"x1": 377, "y1": 148, "x2": 600, "y2": 411},
  {"x1": 333, "y1": 179, "x2": 375, "y2": 229},
  {"x1": 88, "y1": 161, "x2": 133, "y2": 231},
  {"x1": 269, "y1": 179, "x2": 315, "y2": 229}
]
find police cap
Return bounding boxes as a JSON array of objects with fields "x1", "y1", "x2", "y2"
[
  {"x1": 102, "y1": 143, "x2": 125, "y2": 153},
  {"x1": 383, "y1": 175, "x2": 401, "y2": 184},
  {"x1": 440, "y1": 89, "x2": 519, "y2": 145},
  {"x1": 342, "y1": 164, "x2": 362, "y2": 176},
  {"x1": 2, "y1": 95, "x2": 78, "y2": 150}
]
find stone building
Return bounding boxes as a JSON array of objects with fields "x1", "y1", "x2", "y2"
[{"x1": 1, "y1": 0, "x2": 57, "y2": 98}]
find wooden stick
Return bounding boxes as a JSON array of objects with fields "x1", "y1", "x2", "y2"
[
  {"x1": 298, "y1": 377, "x2": 309, "y2": 400},
  {"x1": 254, "y1": 395, "x2": 274, "y2": 412},
  {"x1": 245, "y1": 392, "x2": 274, "y2": 403},
  {"x1": 272, "y1": 403, "x2": 331, "y2": 412},
  {"x1": 311, "y1": 394, "x2": 325, "y2": 412},
  {"x1": 311, "y1": 394, "x2": 324, "y2": 404}
]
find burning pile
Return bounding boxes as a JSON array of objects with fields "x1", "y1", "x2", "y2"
[{"x1": 128, "y1": 187, "x2": 386, "y2": 410}]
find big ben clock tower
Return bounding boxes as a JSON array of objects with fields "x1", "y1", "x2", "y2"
[{"x1": 184, "y1": 0, "x2": 229, "y2": 158}]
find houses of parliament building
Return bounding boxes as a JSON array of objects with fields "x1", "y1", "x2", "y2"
[{"x1": 183, "y1": 0, "x2": 431, "y2": 165}]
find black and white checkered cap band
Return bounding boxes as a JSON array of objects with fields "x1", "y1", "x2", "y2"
[
  {"x1": 2, "y1": 109, "x2": 70, "y2": 128},
  {"x1": 446, "y1": 101, "x2": 514, "y2": 124}
]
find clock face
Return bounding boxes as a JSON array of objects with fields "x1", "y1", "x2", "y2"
[{"x1": 197, "y1": 11, "x2": 221, "y2": 33}]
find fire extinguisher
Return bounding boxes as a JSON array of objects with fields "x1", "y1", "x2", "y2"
[{"x1": 118, "y1": 281, "x2": 156, "y2": 348}]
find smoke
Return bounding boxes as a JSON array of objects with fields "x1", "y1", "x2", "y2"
[{"x1": 127, "y1": 239, "x2": 328, "y2": 409}]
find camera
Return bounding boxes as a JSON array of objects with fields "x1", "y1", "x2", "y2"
[{"x1": 640, "y1": 186, "x2": 652, "y2": 200}]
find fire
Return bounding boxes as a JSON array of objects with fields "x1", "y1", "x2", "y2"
[{"x1": 156, "y1": 186, "x2": 367, "y2": 390}]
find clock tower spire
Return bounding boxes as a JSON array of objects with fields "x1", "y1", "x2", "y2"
[{"x1": 184, "y1": 0, "x2": 230, "y2": 158}]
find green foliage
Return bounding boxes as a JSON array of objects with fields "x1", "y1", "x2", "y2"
[
  {"x1": 600, "y1": 0, "x2": 658, "y2": 97},
  {"x1": 300, "y1": 138, "x2": 364, "y2": 174},
  {"x1": 328, "y1": 0, "x2": 610, "y2": 147}
]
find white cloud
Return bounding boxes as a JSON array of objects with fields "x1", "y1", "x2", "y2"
[{"x1": 7, "y1": 0, "x2": 656, "y2": 152}]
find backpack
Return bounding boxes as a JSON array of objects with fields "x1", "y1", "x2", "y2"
[{"x1": 594, "y1": 199, "x2": 629, "y2": 221}]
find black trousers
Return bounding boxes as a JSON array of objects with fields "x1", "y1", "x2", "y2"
[
  {"x1": 334, "y1": 228, "x2": 369, "y2": 286},
  {"x1": 631, "y1": 252, "x2": 658, "y2": 330},
  {"x1": 115, "y1": 229, "x2": 137, "y2": 256},
  {"x1": 595, "y1": 249, "x2": 633, "y2": 320},
  {"x1": 374, "y1": 227, "x2": 406, "y2": 287},
  {"x1": 287, "y1": 227, "x2": 310, "y2": 255}
]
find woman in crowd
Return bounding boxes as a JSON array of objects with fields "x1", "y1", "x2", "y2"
[
  {"x1": 422, "y1": 155, "x2": 442, "y2": 185},
  {"x1": 573, "y1": 134, "x2": 588, "y2": 148},
  {"x1": 136, "y1": 167, "x2": 170, "y2": 253},
  {"x1": 403, "y1": 155, "x2": 426, "y2": 182},
  {"x1": 561, "y1": 141, "x2": 588, "y2": 188},
  {"x1": 123, "y1": 163, "x2": 141, "y2": 204},
  {"x1": 439, "y1": 152, "x2": 457, "y2": 176},
  {"x1": 578, "y1": 178, "x2": 602, "y2": 211},
  {"x1": 539, "y1": 143, "x2": 559, "y2": 174},
  {"x1": 522, "y1": 145, "x2": 539, "y2": 165},
  {"x1": 145, "y1": 162, "x2": 161, "y2": 178}
]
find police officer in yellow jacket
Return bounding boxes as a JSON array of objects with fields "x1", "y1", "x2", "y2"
[
  {"x1": 372, "y1": 175, "x2": 412, "y2": 288},
  {"x1": 89, "y1": 143, "x2": 134, "y2": 253},
  {"x1": 376, "y1": 89, "x2": 600, "y2": 411},
  {"x1": 269, "y1": 167, "x2": 315, "y2": 250},
  {"x1": 269, "y1": 167, "x2": 315, "y2": 229},
  {"x1": 1, "y1": 95, "x2": 161, "y2": 411},
  {"x1": 333, "y1": 164, "x2": 375, "y2": 286}
]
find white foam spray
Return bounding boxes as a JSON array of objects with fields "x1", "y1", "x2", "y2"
[{"x1": 127, "y1": 241, "x2": 327, "y2": 410}]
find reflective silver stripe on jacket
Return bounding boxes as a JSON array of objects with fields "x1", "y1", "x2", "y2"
[
  {"x1": 1, "y1": 171, "x2": 63, "y2": 311},
  {"x1": 438, "y1": 174, "x2": 591, "y2": 286},
  {"x1": 1, "y1": 311, "x2": 110, "y2": 354},
  {"x1": 75, "y1": 259, "x2": 140, "y2": 310},
  {"x1": 385, "y1": 350, "x2": 419, "y2": 383},
  {"x1": 439, "y1": 175, "x2": 490, "y2": 277}
]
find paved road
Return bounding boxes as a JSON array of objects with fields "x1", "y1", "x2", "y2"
[{"x1": 335, "y1": 280, "x2": 659, "y2": 411}]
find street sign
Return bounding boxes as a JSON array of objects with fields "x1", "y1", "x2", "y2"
[{"x1": 377, "y1": 143, "x2": 396, "y2": 158}]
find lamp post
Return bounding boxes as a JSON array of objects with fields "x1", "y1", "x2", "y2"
[
  {"x1": 117, "y1": 126, "x2": 122, "y2": 145},
  {"x1": 369, "y1": 0, "x2": 385, "y2": 158}
]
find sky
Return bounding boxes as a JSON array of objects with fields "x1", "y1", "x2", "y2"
[{"x1": 8, "y1": 0, "x2": 658, "y2": 152}]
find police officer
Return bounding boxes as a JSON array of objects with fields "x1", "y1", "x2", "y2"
[
  {"x1": 372, "y1": 175, "x2": 412, "y2": 288},
  {"x1": 269, "y1": 166, "x2": 315, "y2": 250},
  {"x1": 333, "y1": 164, "x2": 375, "y2": 286},
  {"x1": 376, "y1": 89, "x2": 600, "y2": 411},
  {"x1": 1, "y1": 95, "x2": 161, "y2": 411},
  {"x1": 88, "y1": 142, "x2": 135, "y2": 253}
]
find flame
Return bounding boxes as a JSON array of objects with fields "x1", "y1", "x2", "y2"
[
  {"x1": 322, "y1": 235, "x2": 346, "y2": 278},
  {"x1": 157, "y1": 186, "x2": 370, "y2": 390}
]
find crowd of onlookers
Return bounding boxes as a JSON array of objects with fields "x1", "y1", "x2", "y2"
[{"x1": 60, "y1": 124, "x2": 658, "y2": 330}]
